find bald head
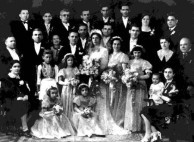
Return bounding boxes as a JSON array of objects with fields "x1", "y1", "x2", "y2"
[{"x1": 180, "y1": 38, "x2": 192, "y2": 53}]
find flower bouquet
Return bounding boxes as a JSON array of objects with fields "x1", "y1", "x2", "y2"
[
  {"x1": 101, "y1": 68, "x2": 118, "y2": 106},
  {"x1": 79, "y1": 55, "x2": 100, "y2": 77},
  {"x1": 53, "y1": 104, "x2": 63, "y2": 115},
  {"x1": 121, "y1": 68, "x2": 139, "y2": 89},
  {"x1": 81, "y1": 107, "x2": 93, "y2": 118}
]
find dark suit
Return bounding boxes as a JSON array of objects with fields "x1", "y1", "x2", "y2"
[
  {"x1": 178, "y1": 50, "x2": 194, "y2": 87},
  {"x1": 77, "y1": 37, "x2": 90, "y2": 55},
  {"x1": 115, "y1": 17, "x2": 132, "y2": 53},
  {"x1": 95, "y1": 16, "x2": 115, "y2": 30},
  {"x1": 58, "y1": 43, "x2": 85, "y2": 67},
  {"x1": 53, "y1": 21, "x2": 76, "y2": 46},
  {"x1": 0, "y1": 48, "x2": 20, "y2": 79},
  {"x1": 10, "y1": 20, "x2": 34, "y2": 55},
  {"x1": 163, "y1": 26, "x2": 182, "y2": 52},
  {"x1": 37, "y1": 21, "x2": 56, "y2": 47}
]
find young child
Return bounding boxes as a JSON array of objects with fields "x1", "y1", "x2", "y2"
[
  {"x1": 37, "y1": 50, "x2": 59, "y2": 101},
  {"x1": 58, "y1": 53, "x2": 80, "y2": 119},
  {"x1": 72, "y1": 83, "x2": 104, "y2": 137},
  {"x1": 149, "y1": 73, "x2": 165, "y2": 105},
  {"x1": 31, "y1": 86, "x2": 75, "y2": 139}
]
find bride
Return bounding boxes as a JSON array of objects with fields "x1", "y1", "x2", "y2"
[{"x1": 88, "y1": 29, "x2": 129, "y2": 135}]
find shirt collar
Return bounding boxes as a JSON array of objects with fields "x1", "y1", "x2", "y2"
[
  {"x1": 169, "y1": 26, "x2": 176, "y2": 31},
  {"x1": 8, "y1": 72, "x2": 20, "y2": 79}
]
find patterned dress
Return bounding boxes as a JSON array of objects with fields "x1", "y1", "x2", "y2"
[
  {"x1": 37, "y1": 63, "x2": 58, "y2": 100},
  {"x1": 124, "y1": 59, "x2": 152, "y2": 132},
  {"x1": 31, "y1": 97, "x2": 75, "y2": 139}
]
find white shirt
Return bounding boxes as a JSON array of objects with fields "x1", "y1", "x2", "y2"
[
  {"x1": 103, "y1": 17, "x2": 109, "y2": 23},
  {"x1": 70, "y1": 44, "x2": 76, "y2": 55},
  {"x1": 129, "y1": 38, "x2": 137, "y2": 52},
  {"x1": 22, "y1": 21, "x2": 28, "y2": 30},
  {"x1": 34, "y1": 42, "x2": 41, "y2": 55},
  {"x1": 122, "y1": 17, "x2": 129, "y2": 28},
  {"x1": 80, "y1": 38, "x2": 87, "y2": 49},
  {"x1": 103, "y1": 36, "x2": 111, "y2": 46},
  {"x1": 62, "y1": 22, "x2": 69, "y2": 30},
  {"x1": 7, "y1": 48, "x2": 20, "y2": 61},
  {"x1": 169, "y1": 26, "x2": 176, "y2": 31}
]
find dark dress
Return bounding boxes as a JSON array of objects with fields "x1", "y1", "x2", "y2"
[
  {"x1": 152, "y1": 50, "x2": 179, "y2": 74},
  {"x1": 0, "y1": 75, "x2": 29, "y2": 127},
  {"x1": 141, "y1": 80, "x2": 181, "y2": 130}
]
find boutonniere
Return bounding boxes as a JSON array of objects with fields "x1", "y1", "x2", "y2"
[
  {"x1": 41, "y1": 47, "x2": 45, "y2": 50},
  {"x1": 19, "y1": 80, "x2": 24, "y2": 86},
  {"x1": 171, "y1": 30, "x2": 176, "y2": 35},
  {"x1": 127, "y1": 21, "x2": 131, "y2": 25},
  {"x1": 79, "y1": 52, "x2": 83, "y2": 55},
  {"x1": 189, "y1": 60, "x2": 192, "y2": 64},
  {"x1": 50, "y1": 27, "x2": 53, "y2": 31},
  {"x1": 150, "y1": 29, "x2": 155, "y2": 36},
  {"x1": 29, "y1": 27, "x2": 32, "y2": 30},
  {"x1": 110, "y1": 18, "x2": 114, "y2": 23}
]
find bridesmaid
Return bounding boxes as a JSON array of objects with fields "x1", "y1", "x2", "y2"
[
  {"x1": 107, "y1": 36, "x2": 129, "y2": 127},
  {"x1": 124, "y1": 45, "x2": 152, "y2": 132}
]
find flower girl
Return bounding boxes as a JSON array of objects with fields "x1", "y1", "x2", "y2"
[
  {"x1": 31, "y1": 86, "x2": 75, "y2": 139},
  {"x1": 72, "y1": 83, "x2": 104, "y2": 137}
]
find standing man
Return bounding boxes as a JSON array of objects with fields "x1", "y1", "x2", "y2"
[
  {"x1": 58, "y1": 30, "x2": 84, "y2": 66},
  {"x1": 54, "y1": 9, "x2": 75, "y2": 46},
  {"x1": 101, "y1": 23, "x2": 113, "y2": 53},
  {"x1": 163, "y1": 12, "x2": 182, "y2": 52},
  {"x1": 115, "y1": 3, "x2": 132, "y2": 51},
  {"x1": 10, "y1": 9, "x2": 34, "y2": 56}
]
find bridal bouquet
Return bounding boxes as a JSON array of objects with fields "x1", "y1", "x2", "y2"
[
  {"x1": 81, "y1": 107, "x2": 93, "y2": 118},
  {"x1": 79, "y1": 55, "x2": 100, "y2": 76},
  {"x1": 101, "y1": 69, "x2": 118, "y2": 84},
  {"x1": 69, "y1": 78, "x2": 80, "y2": 87},
  {"x1": 121, "y1": 68, "x2": 139, "y2": 88}
]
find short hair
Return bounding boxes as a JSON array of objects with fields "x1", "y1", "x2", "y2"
[
  {"x1": 160, "y1": 36, "x2": 171, "y2": 43},
  {"x1": 46, "y1": 86, "x2": 58, "y2": 98},
  {"x1": 9, "y1": 60, "x2": 21, "y2": 70},
  {"x1": 119, "y1": 2, "x2": 131, "y2": 9},
  {"x1": 43, "y1": 49, "x2": 53, "y2": 56},
  {"x1": 60, "y1": 9, "x2": 70, "y2": 15},
  {"x1": 78, "y1": 23, "x2": 88, "y2": 29},
  {"x1": 32, "y1": 28, "x2": 42, "y2": 33},
  {"x1": 131, "y1": 45, "x2": 144, "y2": 55},
  {"x1": 152, "y1": 73, "x2": 161, "y2": 80},
  {"x1": 130, "y1": 23, "x2": 140, "y2": 30},
  {"x1": 102, "y1": 23, "x2": 113, "y2": 29},
  {"x1": 162, "y1": 65, "x2": 175, "y2": 73},
  {"x1": 68, "y1": 29, "x2": 78, "y2": 36},
  {"x1": 167, "y1": 12, "x2": 178, "y2": 19}
]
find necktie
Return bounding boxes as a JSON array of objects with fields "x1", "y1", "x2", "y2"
[
  {"x1": 46, "y1": 24, "x2": 50, "y2": 34},
  {"x1": 183, "y1": 53, "x2": 187, "y2": 59}
]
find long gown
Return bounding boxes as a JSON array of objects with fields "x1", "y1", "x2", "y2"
[
  {"x1": 72, "y1": 95, "x2": 104, "y2": 137},
  {"x1": 108, "y1": 52, "x2": 129, "y2": 126},
  {"x1": 58, "y1": 67, "x2": 79, "y2": 119},
  {"x1": 89, "y1": 46, "x2": 129, "y2": 135},
  {"x1": 124, "y1": 59, "x2": 152, "y2": 132},
  {"x1": 31, "y1": 97, "x2": 75, "y2": 139}
]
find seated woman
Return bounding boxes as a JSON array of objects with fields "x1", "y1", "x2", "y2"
[
  {"x1": 141, "y1": 66, "x2": 180, "y2": 142},
  {"x1": 72, "y1": 83, "x2": 104, "y2": 137},
  {"x1": 31, "y1": 86, "x2": 75, "y2": 139},
  {"x1": 0, "y1": 60, "x2": 31, "y2": 137}
]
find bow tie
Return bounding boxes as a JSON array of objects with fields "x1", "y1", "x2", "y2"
[{"x1": 22, "y1": 21, "x2": 28, "y2": 24}]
